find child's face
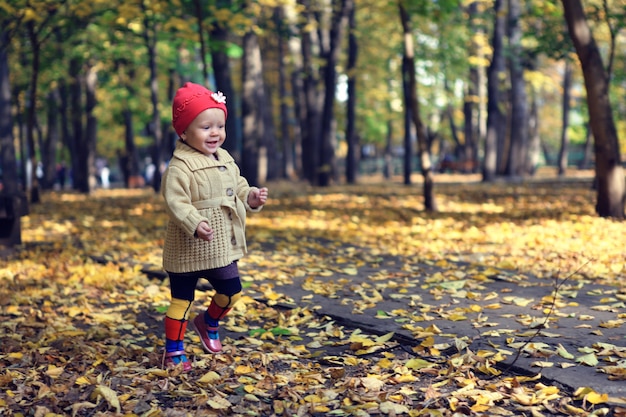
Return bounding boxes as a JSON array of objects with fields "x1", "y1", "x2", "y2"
[{"x1": 182, "y1": 108, "x2": 226, "y2": 155}]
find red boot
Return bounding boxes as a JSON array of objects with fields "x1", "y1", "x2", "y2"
[
  {"x1": 161, "y1": 349, "x2": 192, "y2": 371},
  {"x1": 193, "y1": 314, "x2": 222, "y2": 353}
]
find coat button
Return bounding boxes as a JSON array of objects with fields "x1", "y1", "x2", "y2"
[
  {"x1": 226, "y1": 188, "x2": 234, "y2": 196},
  {"x1": 231, "y1": 237, "x2": 237, "y2": 245},
  {"x1": 219, "y1": 166, "x2": 226, "y2": 171}
]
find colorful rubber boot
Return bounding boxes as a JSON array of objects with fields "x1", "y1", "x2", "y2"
[
  {"x1": 163, "y1": 298, "x2": 192, "y2": 371},
  {"x1": 193, "y1": 292, "x2": 240, "y2": 353}
]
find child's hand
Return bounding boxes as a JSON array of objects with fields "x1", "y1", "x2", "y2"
[
  {"x1": 248, "y1": 187, "x2": 268, "y2": 208},
  {"x1": 196, "y1": 221, "x2": 214, "y2": 241}
]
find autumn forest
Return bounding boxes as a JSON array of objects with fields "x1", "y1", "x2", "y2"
[{"x1": 1, "y1": 0, "x2": 626, "y2": 416}]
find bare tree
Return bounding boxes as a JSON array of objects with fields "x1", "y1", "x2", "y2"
[
  {"x1": 399, "y1": 2, "x2": 436, "y2": 211},
  {"x1": 561, "y1": 0, "x2": 624, "y2": 218},
  {"x1": 345, "y1": 3, "x2": 358, "y2": 184},
  {"x1": 318, "y1": 0, "x2": 353, "y2": 186},
  {"x1": 483, "y1": 0, "x2": 506, "y2": 182},
  {"x1": 506, "y1": 0, "x2": 527, "y2": 177},
  {"x1": 142, "y1": 0, "x2": 164, "y2": 192},
  {"x1": 557, "y1": 58, "x2": 572, "y2": 176},
  {"x1": 1, "y1": 28, "x2": 28, "y2": 247}
]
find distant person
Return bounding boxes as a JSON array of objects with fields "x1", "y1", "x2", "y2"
[
  {"x1": 56, "y1": 162, "x2": 67, "y2": 190},
  {"x1": 144, "y1": 158, "x2": 156, "y2": 186},
  {"x1": 100, "y1": 165, "x2": 110, "y2": 189},
  {"x1": 160, "y1": 82, "x2": 268, "y2": 371}
]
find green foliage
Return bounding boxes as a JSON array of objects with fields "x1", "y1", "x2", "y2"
[{"x1": 4, "y1": 0, "x2": 626, "y2": 172}]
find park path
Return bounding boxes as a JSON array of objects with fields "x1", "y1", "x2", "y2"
[{"x1": 235, "y1": 244, "x2": 626, "y2": 400}]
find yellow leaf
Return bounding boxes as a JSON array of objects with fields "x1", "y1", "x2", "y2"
[
  {"x1": 511, "y1": 391, "x2": 538, "y2": 406},
  {"x1": 471, "y1": 403, "x2": 491, "y2": 412},
  {"x1": 244, "y1": 393, "x2": 260, "y2": 402},
  {"x1": 5, "y1": 306, "x2": 20, "y2": 316},
  {"x1": 469, "y1": 304, "x2": 482, "y2": 312},
  {"x1": 379, "y1": 401, "x2": 410, "y2": 414},
  {"x1": 69, "y1": 401, "x2": 98, "y2": 416},
  {"x1": 535, "y1": 383, "x2": 560, "y2": 396},
  {"x1": 394, "y1": 374, "x2": 417, "y2": 383},
  {"x1": 421, "y1": 336, "x2": 435, "y2": 347},
  {"x1": 208, "y1": 397, "x2": 231, "y2": 410},
  {"x1": 360, "y1": 376, "x2": 385, "y2": 391},
  {"x1": 45, "y1": 365, "x2": 64, "y2": 379},
  {"x1": 531, "y1": 361, "x2": 554, "y2": 368},
  {"x1": 576, "y1": 353, "x2": 599, "y2": 366},
  {"x1": 406, "y1": 358, "x2": 433, "y2": 370},
  {"x1": 599, "y1": 319, "x2": 624, "y2": 328},
  {"x1": 448, "y1": 313, "x2": 467, "y2": 321},
  {"x1": 148, "y1": 368, "x2": 169, "y2": 377},
  {"x1": 312, "y1": 405, "x2": 331, "y2": 413},
  {"x1": 75, "y1": 376, "x2": 91, "y2": 386},
  {"x1": 377, "y1": 358, "x2": 393, "y2": 369},
  {"x1": 576, "y1": 387, "x2": 609, "y2": 405},
  {"x1": 375, "y1": 332, "x2": 394, "y2": 343},
  {"x1": 197, "y1": 371, "x2": 221, "y2": 384},
  {"x1": 556, "y1": 344, "x2": 574, "y2": 360},
  {"x1": 92, "y1": 385, "x2": 121, "y2": 413},
  {"x1": 304, "y1": 394, "x2": 323, "y2": 403},
  {"x1": 502, "y1": 296, "x2": 534, "y2": 306},
  {"x1": 234, "y1": 365, "x2": 255, "y2": 375},
  {"x1": 344, "y1": 357, "x2": 359, "y2": 366}
]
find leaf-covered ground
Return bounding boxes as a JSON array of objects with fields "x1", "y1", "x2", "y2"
[{"x1": 1, "y1": 170, "x2": 625, "y2": 416}]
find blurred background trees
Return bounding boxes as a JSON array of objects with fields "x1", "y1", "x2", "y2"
[{"x1": 0, "y1": 0, "x2": 625, "y2": 218}]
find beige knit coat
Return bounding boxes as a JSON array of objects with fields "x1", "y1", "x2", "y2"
[{"x1": 161, "y1": 141, "x2": 262, "y2": 273}]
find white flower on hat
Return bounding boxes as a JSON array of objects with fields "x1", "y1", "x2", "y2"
[{"x1": 211, "y1": 91, "x2": 226, "y2": 104}]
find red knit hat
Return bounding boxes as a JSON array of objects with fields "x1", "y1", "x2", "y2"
[{"x1": 171, "y1": 82, "x2": 228, "y2": 137}]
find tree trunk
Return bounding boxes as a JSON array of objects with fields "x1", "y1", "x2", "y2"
[
  {"x1": 275, "y1": 7, "x2": 295, "y2": 180},
  {"x1": 526, "y1": 87, "x2": 540, "y2": 176},
  {"x1": 85, "y1": 64, "x2": 98, "y2": 190},
  {"x1": 0, "y1": 30, "x2": 27, "y2": 247},
  {"x1": 558, "y1": 58, "x2": 572, "y2": 176},
  {"x1": 579, "y1": 123, "x2": 593, "y2": 170},
  {"x1": 1, "y1": 32, "x2": 19, "y2": 197},
  {"x1": 483, "y1": 0, "x2": 506, "y2": 182},
  {"x1": 193, "y1": 0, "x2": 209, "y2": 84},
  {"x1": 284, "y1": 3, "x2": 304, "y2": 179},
  {"x1": 562, "y1": 0, "x2": 625, "y2": 218},
  {"x1": 69, "y1": 58, "x2": 90, "y2": 193},
  {"x1": 26, "y1": 21, "x2": 41, "y2": 203},
  {"x1": 262, "y1": 82, "x2": 278, "y2": 182},
  {"x1": 401, "y1": 62, "x2": 412, "y2": 185},
  {"x1": 506, "y1": 0, "x2": 527, "y2": 177},
  {"x1": 345, "y1": 3, "x2": 358, "y2": 184},
  {"x1": 318, "y1": 0, "x2": 353, "y2": 186},
  {"x1": 57, "y1": 80, "x2": 72, "y2": 188},
  {"x1": 299, "y1": 0, "x2": 322, "y2": 184},
  {"x1": 241, "y1": 31, "x2": 262, "y2": 185},
  {"x1": 464, "y1": 1, "x2": 482, "y2": 167},
  {"x1": 209, "y1": 5, "x2": 238, "y2": 158},
  {"x1": 384, "y1": 119, "x2": 393, "y2": 180},
  {"x1": 41, "y1": 90, "x2": 60, "y2": 190},
  {"x1": 121, "y1": 64, "x2": 142, "y2": 188},
  {"x1": 142, "y1": 0, "x2": 163, "y2": 193},
  {"x1": 399, "y1": 2, "x2": 436, "y2": 211}
]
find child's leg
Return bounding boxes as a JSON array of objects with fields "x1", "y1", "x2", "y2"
[
  {"x1": 205, "y1": 284, "x2": 242, "y2": 333},
  {"x1": 164, "y1": 272, "x2": 199, "y2": 369},
  {"x1": 193, "y1": 264, "x2": 242, "y2": 353}
]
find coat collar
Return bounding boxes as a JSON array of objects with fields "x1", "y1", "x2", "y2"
[{"x1": 173, "y1": 140, "x2": 233, "y2": 171}]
